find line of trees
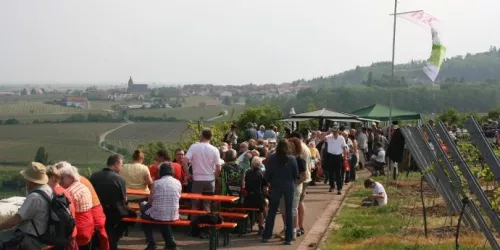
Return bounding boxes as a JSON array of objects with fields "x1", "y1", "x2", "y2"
[{"x1": 247, "y1": 82, "x2": 500, "y2": 115}]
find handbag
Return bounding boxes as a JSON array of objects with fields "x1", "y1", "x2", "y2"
[{"x1": 343, "y1": 157, "x2": 350, "y2": 171}]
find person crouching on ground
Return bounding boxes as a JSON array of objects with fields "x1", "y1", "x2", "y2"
[
  {"x1": 243, "y1": 157, "x2": 269, "y2": 235},
  {"x1": 140, "y1": 162, "x2": 182, "y2": 250},
  {"x1": 365, "y1": 142, "x2": 386, "y2": 176},
  {"x1": 362, "y1": 178, "x2": 388, "y2": 206},
  {"x1": 0, "y1": 162, "x2": 53, "y2": 249}
]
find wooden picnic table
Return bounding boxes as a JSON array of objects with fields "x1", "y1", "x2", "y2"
[{"x1": 126, "y1": 189, "x2": 239, "y2": 203}]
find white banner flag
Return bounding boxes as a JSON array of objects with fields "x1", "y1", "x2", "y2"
[{"x1": 397, "y1": 11, "x2": 446, "y2": 82}]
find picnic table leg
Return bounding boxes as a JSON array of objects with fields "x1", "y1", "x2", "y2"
[
  {"x1": 209, "y1": 227, "x2": 217, "y2": 250},
  {"x1": 223, "y1": 229, "x2": 230, "y2": 246}
]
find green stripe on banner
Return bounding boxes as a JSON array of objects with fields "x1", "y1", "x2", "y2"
[{"x1": 428, "y1": 44, "x2": 446, "y2": 67}]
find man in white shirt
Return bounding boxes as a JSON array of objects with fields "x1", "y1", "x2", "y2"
[
  {"x1": 323, "y1": 127, "x2": 348, "y2": 194},
  {"x1": 365, "y1": 142, "x2": 386, "y2": 175},
  {"x1": 183, "y1": 129, "x2": 222, "y2": 213},
  {"x1": 364, "y1": 178, "x2": 388, "y2": 206},
  {"x1": 357, "y1": 127, "x2": 368, "y2": 157}
]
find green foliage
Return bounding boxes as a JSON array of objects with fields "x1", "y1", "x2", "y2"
[
  {"x1": 236, "y1": 104, "x2": 283, "y2": 132},
  {"x1": 487, "y1": 108, "x2": 500, "y2": 120},
  {"x1": 437, "y1": 108, "x2": 461, "y2": 125},
  {"x1": 34, "y1": 147, "x2": 49, "y2": 165},
  {"x1": 340, "y1": 225, "x2": 375, "y2": 242},
  {"x1": 4, "y1": 118, "x2": 20, "y2": 125},
  {"x1": 306, "y1": 48, "x2": 500, "y2": 87},
  {"x1": 138, "y1": 141, "x2": 173, "y2": 165}
]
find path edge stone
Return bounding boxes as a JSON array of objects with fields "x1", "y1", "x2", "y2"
[{"x1": 296, "y1": 183, "x2": 354, "y2": 250}]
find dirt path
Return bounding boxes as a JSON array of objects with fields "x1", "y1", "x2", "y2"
[
  {"x1": 118, "y1": 174, "x2": 365, "y2": 250},
  {"x1": 98, "y1": 117, "x2": 134, "y2": 154}
]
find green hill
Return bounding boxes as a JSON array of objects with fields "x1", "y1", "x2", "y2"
[{"x1": 305, "y1": 46, "x2": 500, "y2": 87}]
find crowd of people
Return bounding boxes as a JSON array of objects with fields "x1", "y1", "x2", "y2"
[{"x1": 0, "y1": 122, "x2": 392, "y2": 250}]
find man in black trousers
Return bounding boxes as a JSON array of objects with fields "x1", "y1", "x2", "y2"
[{"x1": 323, "y1": 127, "x2": 348, "y2": 194}]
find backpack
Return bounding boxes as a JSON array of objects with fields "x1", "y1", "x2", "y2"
[
  {"x1": 223, "y1": 131, "x2": 233, "y2": 144},
  {"x1": 221, "y1": 162, "x2": 243, "y2": 197},
  {"x1": 31, "y1": 190, "x2": 76, "y2": 248}
]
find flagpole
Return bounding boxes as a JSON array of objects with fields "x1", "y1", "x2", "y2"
[{"x1": 389, "y1": 0, "x2": 398, "y2": 180}]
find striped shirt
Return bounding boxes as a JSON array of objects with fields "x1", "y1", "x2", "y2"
[{"x1": 67, "y1": 181, "x2": 93, "y2": 213}]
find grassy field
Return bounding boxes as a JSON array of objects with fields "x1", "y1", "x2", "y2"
[
  {"x1": 128, "y1": 104, "x2": 246, "y2": 121},
  {"x1": 322, "y1": 174, "x2": 491, "y2": 250},
  {"x1": 105, "y1": 122, "x2": 188, "y2": 152},
  {"x1": 0, "y1": 123, "x2": 119, "y2": 166},
  {"x1": 183, "y1": 96, "x2": 221, "y2": 107}
]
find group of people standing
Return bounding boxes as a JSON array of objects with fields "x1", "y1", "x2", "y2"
[
  {"x1": 0, "y1": 121, "x2": 392, "y2": 250},
  {"x1": 0, "y1": 155, "x2": 134, "y2": 250}
]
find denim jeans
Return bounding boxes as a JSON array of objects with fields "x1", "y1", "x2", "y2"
[
  {"x1": 140, "y1": 203, "x2": 177, "y2": 248},
  {"x1": 262, "y1": 186, "x2": 295, "y2": 242}
]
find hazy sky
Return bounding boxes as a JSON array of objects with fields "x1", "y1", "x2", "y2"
[{"x1": 0, "y1": 0, "x2": 498, "y2": 85}]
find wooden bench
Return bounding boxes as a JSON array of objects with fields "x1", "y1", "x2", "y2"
[
  {"x1": 122, "y1": 217, "x2": 237, "y2": 250},
  {"x1": 222, "y1": 207, "x2": 260, "y2": 232},
  {"x1": 128, "y1": 204, "x2": 248, "y2": 219},
  {"x1": 129, "y1": 204, "x2": 248, "y2": 236}
]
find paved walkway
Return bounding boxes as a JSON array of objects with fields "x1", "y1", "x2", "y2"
[{"x1": 118, "y1": 178, "x2": 359, "y2": 250}]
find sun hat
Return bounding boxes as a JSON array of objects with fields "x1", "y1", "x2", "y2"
[{"x1": 20, "y1": 162, "x2": 49, "y2": 185}]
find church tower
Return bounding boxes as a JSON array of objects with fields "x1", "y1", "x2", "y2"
[{"x1": 128, "y1": 76, "x2": 134, "y2": 87}]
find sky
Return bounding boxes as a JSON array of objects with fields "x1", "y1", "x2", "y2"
[{"x1": 0, "y1": 0, "x2": 498, "y2": 86}]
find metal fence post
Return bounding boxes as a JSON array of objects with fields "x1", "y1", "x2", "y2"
[
  {"x1": 435, "y1": 122, "x2": 500, "y2": 235},
  {"x1": 464, "y1": 117, "x2": 500, "y2": 183}
]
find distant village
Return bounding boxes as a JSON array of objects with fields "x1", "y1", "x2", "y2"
[{"x1": 0, "y1": 77, "x2": 310, "y2": 110}]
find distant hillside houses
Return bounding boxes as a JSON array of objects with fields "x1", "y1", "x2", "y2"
[
  {"x1": 127, "y1": 76, "x2": 148, "y2": 93},
  {"x1": 63, "y1": 96, "x2": 90, "y2": 108},
  {"x1": 219, "y1": 91, "x2": 232, "y2": 98}
]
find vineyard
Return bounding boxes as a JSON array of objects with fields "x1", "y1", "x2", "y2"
[
  {"x1": 0, "y1": 101, "x2": 108, "y2": 122},
  {"x1": 127, "y1": 104, "x2": 246, "y2": 121},
  {"x1": 456, "y1": 141, "x2": 500, "y2": 208},
  {"x1": 0, "y1": 123, "x2": 118, "y2": 166}
]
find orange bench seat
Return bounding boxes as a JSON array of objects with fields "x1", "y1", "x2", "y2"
[
  {"x1": 128, "y1": 204, "x2": 248, "y2": 219},
  {"x1": 222, "y1": 207, "x2": 260, "y2": 212},
  {"x1": 121, "y1": 217, "x2": 237, "y2": 229}
]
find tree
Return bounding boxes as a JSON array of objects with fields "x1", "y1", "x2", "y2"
[
  {"x1": 34, "y1": 147, "x2": 49, "y2": 165},
  {"x1": 236, "y1": 104, "x2": 283, "y2": 132},
  {"x1": 5, "y1": 118, "x2": 20, "y2": 125},
  {"x1": 487, "y1": 108, "x2": 500, "y2": 120},
  {"x1": 438, "y1": 108, "x2": 461, "y2": 125}
]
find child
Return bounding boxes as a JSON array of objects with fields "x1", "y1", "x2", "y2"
[
  {"x1": 243, "y1": 157, "x2": 268, "y2": 235},
  {"x1": 362, "y1": 178, "x2": 388, "y2": 206}
]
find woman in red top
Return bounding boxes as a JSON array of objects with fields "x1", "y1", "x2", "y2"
[
  {"x1": 46, "y1": 165, "x2": 78, "y2": 250},
  {"x1": 149, "y1": 149, "x2": 170, "y2": 180}
]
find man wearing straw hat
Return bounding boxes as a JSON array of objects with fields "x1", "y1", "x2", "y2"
[{"x1": 0, "y1": 162, "x2": 53, "y2": 249}]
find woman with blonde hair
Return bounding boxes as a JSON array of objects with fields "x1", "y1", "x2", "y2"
[{"x1": 121, "y1": 150, "x2": 153, "y2": 196}]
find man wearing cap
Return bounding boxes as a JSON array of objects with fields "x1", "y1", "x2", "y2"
[
  {"x1": 323, "y1": 127, "x2": 348, "y2": 194},
  {"x1": 0, "y1": 162, "x2": 53, "y2": 249}
]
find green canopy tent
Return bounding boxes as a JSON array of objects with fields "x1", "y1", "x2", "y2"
[{"x1": 350, "y1": 104, "x2": 421, "y2": 121}]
